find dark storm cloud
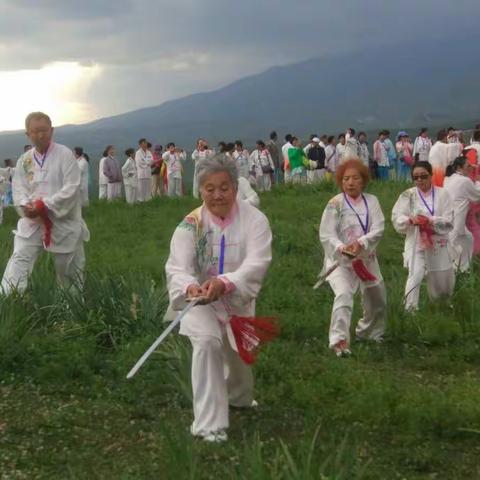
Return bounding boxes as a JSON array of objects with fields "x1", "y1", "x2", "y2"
[{"x1": 0, "y1": 0, "x2": 478, "y2": 121}]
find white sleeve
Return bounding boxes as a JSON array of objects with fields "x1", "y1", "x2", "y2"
[
  {"x1": 165, "y1": 225, "x2": 199, "y2": 310},
  {"x1": 43, "y1": 151, "x2": 81, "y2": 219},
  {"x1": 431, "y1": 190, "x2": 453, "y2": 234},
  {"x1": 466, "y1": 181, "x2": 480, "y2": 202},
  {"x1": 319, "y1": 199, "x2": 344, "y2": 259},
  {"x1": 391, "y1": 190, "x2": 413, "y2": 235},
  {"x1": 12, "y1": 156, "x2": 31, "y2": 207}
]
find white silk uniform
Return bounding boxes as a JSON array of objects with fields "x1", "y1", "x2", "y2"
[
  {"x1": 77, "y1": 156, "x2": 89, "y2": 207},
  {"x1": 98, "y1": 157, "x2": 108, "y2": 200},
  {"x1": 1, "y1": 143, "x2": 90, "y2": 294},
  {"x1": 249, "y1": 149, "x2": 275, "y2": 192},
  {"x1": 192, "y1": 149, "x2": 215, "y2": 198},
  {"x1": 135, "y1": 149, "x2": 153, "y2": 202},
  {"x1": 319, "y1": 193, "x2": 387, "y2": 348},
  {"x1": 122, "y1": 157, "x2": 138, "y2": 204},
  {"x1": 165, "y1": 201, "x2": 272, "y2": 437},
  {"x1": 236, "y1": 177, "x2": 260, "y2": 207},
  {"x1": 162, "y1": 151, "x2": 186, "y2": 197},
  {"x1": 392, "y1": 186, "x2": 454, "y2": 310},
  {"x1": 413, "y1": 136, "x2": 432, "y2": 163},
  {"x1": 232, "y1": 149, "x2": 250, "y2": 180},
  {"x1": 443, "y1": 173, "x2": 480, "y2": 272}
]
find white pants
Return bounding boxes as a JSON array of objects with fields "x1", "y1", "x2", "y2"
[
  {"x1": 137, "y1": 178, "x2": 151, "y2": 202},
  {"x1": 189, "y1": 335, "x2": 253, "y2": 436},
  {"x1": 99, "y1": 184, "x2": 107, "y2": 200},
  {"x1": 0, "y1": 195, "x2": 4, "y2": 224},
  {"x1": 404, "y1": 252, "x2": 455, "y2": 310},
  {"x1": 328, "y1": 262, "x2": 386, "y2": 348},
  {"x1": 449, "y1": 231, "x2": 473, "y2": 273},
  {"x1": 107, "y1": 182, "x2": 122, "y2": 201},
  {"x1": 167, "y1": 177, "x2": 182, "y2": 197},
  {"x1": 291, "y1": 172, "x2": 307, "y2": 185},
  {"x1": 124, "y1": 185, "x2": 137, "y2": 204},
  {"x1": 256, "y1": 174, "x2": 271, "y2": 192},
  {"x1": 284, "y1": 169, "x2": 291, "y2": 184},
  {"x1": 310, "y1": 169, "x2": 325, "y2": 183},
  {"x1": 1, "y1": 231, "x2": 86, "y2": 295}
]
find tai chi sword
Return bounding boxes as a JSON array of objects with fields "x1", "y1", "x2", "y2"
[
  {"x1": 313, "y1": 250, "x2": 356, "y2": 290},
  {"x1": 126, "y1": 298, "x2": 201, "y2": 379}
]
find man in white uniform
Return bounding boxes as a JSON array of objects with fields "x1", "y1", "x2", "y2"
[
  {"x1": 135, "y1": 138, "x2": 153, "y2": 202},
  {"x1": 162, "y1": 142, "x2": 186, "y2": 197},
  {"x1": 74, "y1": 147, "x2": 89, "y2": 207},
  {"x1": 1, "y1": 112, "x2": 89, "y2": 294}
]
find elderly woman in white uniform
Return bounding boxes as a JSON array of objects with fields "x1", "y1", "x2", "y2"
[
  {"x1": 392, "y1": 161, "x2": 455, "y2": 311},
  {"x1": 165, "y1": 153, "x2": 272, "y2": 442},
  {"x1": 443, "y1": 155, "x2": 480, "y2": 272},
  {"x1": 319, "y1": 158, "x2": 387, "y2": 358}
]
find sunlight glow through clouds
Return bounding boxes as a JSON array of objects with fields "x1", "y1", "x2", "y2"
[{"x1": 0, "y1": 62, "x2": 101, "y2": 131}]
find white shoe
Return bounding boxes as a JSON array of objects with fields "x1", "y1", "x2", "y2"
[
  {"x1": 202, "y1": 430, "x2": 228, "y2": 443},
  {"x1": 251, "y1": 399, "x2": 258, "y2": 408},
  {"x1": 190, "y1": 425, "x2": 228, "y2": 443}
]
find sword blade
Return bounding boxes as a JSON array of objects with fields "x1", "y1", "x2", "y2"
[{"x1": 126, "y1": 298, "x2": 198, "y2": 379}]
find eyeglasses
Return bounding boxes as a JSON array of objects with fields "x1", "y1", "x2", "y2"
[{"x1": 412, "y1": 174, "x2": 430, "y2": 181}]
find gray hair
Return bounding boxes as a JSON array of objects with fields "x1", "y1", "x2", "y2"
[{"x1": 197, "y1": 153, "x2": 239, "y2": 188}]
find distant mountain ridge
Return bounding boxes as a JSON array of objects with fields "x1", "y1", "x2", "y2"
[{"x1": 1, "y1": 36, "x2": 479, "y2": 160}]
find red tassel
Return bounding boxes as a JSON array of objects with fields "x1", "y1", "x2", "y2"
[
  {"x1": 230, "y1": 315, "x2": 279, "y2": 365},
  {"x1": 415, "y1": 215, "x2": 435, "y2": 249},
  {"x1": 33, "y1": 199, "x2": 52, "y2": 247},
  {"x1": 352, "y1": 259, "x2": 377, "y2": 282}
]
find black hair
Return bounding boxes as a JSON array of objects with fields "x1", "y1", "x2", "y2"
[
  {"x1": 446, "y1": 156, "x2": 467, "y2": 177},
  {"x1": 419, "y1": 127, "x2": 428, "y2": 135},
  {"x1": 327, "y1": 135, "x2": 335, "y2": 144},
  {"x1": 473, "y1": 130, "x2": 480, "y2": 142},
  {"x1": 225, "y1": 142, "x2": 235, "y2": 152},
  {"x1": 358, "y1": 131, "x2": 366, "y2": 138},
  {"x1": 138, "y1": 138, "x2": 147, "y2": 145},
  {"x1": 147, "y1": 142, "x2": 152, "y2": 149},
  {"x1": 437, "y1": 129, "x2": 447, "y2": 141},
  {"x1": 411, "y1": 161, "x2": 432, "y2": 177},
  {"x1": 256, "y1": 140, "x2": 266, "y2": 149},
  {"x1": 218, "y1": 141, "x2": 227, "y2": 152},
  {"x1": 234, "y1": 140, "x2": 243, "y2": 148},
  {"x1": 74, "y1": 146, "x2": 83, "y2": 157},
  {"x1": 125, "y1": 148, "x2": 135, "y2": 157},
  {"x1": 309, "y1": 134, "x2": 318, "y2": 141},
  {"x1": 270, "y1": 131, "x2": 277, "y2": 140},
  {"x1": 103, "y1": 145, "x2": 114, "y2": 157},
  {"x1": 348, "y1": 128, "x2": 355, "y2": 136},
  {"x1": 285, "y1": 134, "x2": 293, "y2": 142},
  {"x1": 166, "y1": 142, "x2": 175, "y2": 149},
  {"x1": 83, "y1": 153, "x2": 90, "y2": 162}
]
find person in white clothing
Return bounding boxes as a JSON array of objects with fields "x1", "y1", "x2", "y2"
[
  {"x1": 443, "y1": 155, "x2": 480, "y2": 272},
  {"x1": 358, "y1": 132, "x2": 370, "y2": 169},
  {"x1": 336, "y1": 134, "x2": 346, "y2": 165},
  {"x1": 237, "y1": 176, "x2": 259, "y2": 207},
  {"x1": 319, "y1": 158, "x2": 386, "y2": 357},
  {"x1": 0, "y1": 166, "x2": 11, "y2": 224},
  {"x1": 122, "y1": 148, "x2": 138, "y2": 204},
  {"x1": 165, "y1": 154, "x2": 272, "y2": 442},
  {"x1": 325, "y1": 136, "x2": 337, "y2": 180},
  {"x1": 429, "y1": 129, "x2": 463, "y2": 187},
  {"x1": 98, "y1": 155, "x2": 108, "y2": 200},
  {"x1": 249, "y1": 140, "x2": 275, "y2": 192},
  {"x1": 162, "y1": 142, "x2": 186, "y2": 197},
  {"x1": 232, "y1": 141, "x2": 250, "y2": 180},
  {"x1": 73, "y1": 147, "x2": 89, "y2": 207},
  {"x1": 413, "y1": 128, "x2": 432, "y2": 163},
  {"x1": 281, "y1": 134, "x2": 294, "y2": 183},
  {"x1": 392, "y1": 161, "x2": 455, "y2": 312},
  {"x1": 344, "y1": 128, "x2": 361, "y2": 159},
  {"x1": 135, "y1": 138, "x2": 153, "y2": 202},
  {"x1": 192, "y1": 139, "x2": 214, "y2": 198},
  {"x1": 1, "y1": 112, "x2": 89, "y2": 295}
]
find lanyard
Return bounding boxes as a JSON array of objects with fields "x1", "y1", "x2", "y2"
[
  {"x1": 343, "y1": 193, "x2": 369, "y2": 235},
  {"x1": 218, "y1": 234, "x2": 226, "y2": 275},
  {"x1": 33, "y1": 144, "x2": 51, "y2": 168},
  {"x1": 417, "y1": 188, "x2": 434, "y2": 216}
]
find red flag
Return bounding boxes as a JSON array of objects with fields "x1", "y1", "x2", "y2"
[{"x1": 230, "y1": 315, "x2": 279, "y2": 365}]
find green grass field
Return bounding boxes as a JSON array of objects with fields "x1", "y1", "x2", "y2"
[{"x1": 1, "y1": 181, "x2": 480, "y2": 479}]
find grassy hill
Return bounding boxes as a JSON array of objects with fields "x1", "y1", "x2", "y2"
[{"x1": 1, "y1": 181, "x2": 480, "y2": 479}]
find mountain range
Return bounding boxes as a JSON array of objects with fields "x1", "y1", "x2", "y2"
[{"x1": 1, "y1": 36, "x2": 479, "y2": 161}]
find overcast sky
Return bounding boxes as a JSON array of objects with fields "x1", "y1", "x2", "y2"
[{"x1": 0, "y1": 0, "x2": 478, "y2": 129}]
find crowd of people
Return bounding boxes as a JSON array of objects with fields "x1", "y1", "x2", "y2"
[{"x1": 1, "y1": 111, "x2": 480, "y2": 443}]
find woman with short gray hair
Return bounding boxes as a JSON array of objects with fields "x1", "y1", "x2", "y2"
[{"x1": 165, "y1": 152, "x2": 272, "y2": 442}]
